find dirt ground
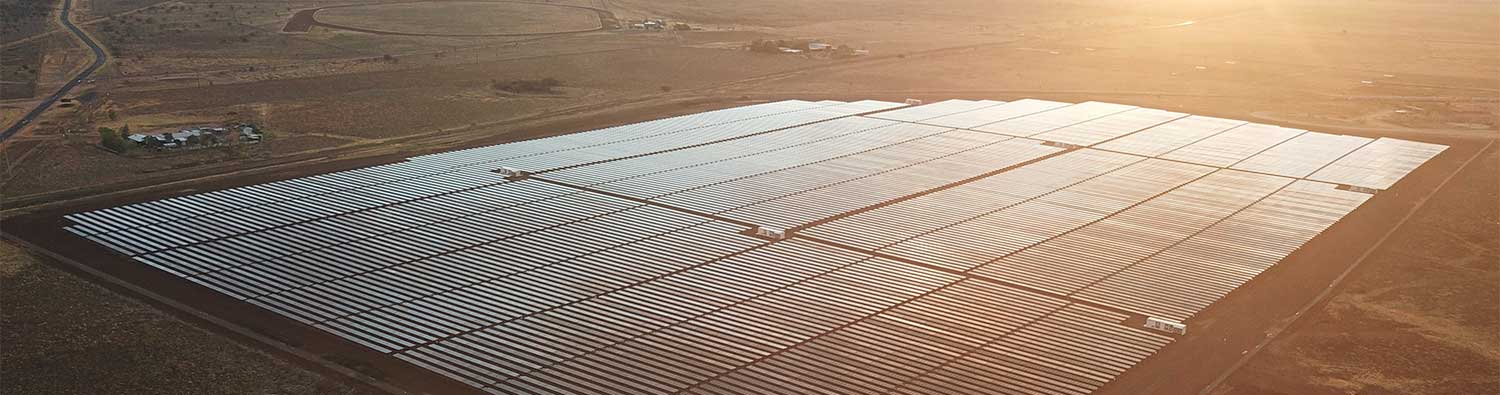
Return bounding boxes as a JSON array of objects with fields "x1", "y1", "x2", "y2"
[
  {"x1": 1216, "y1": 143, "x2": 1499, "y2": 395},
  {"x1": 0, "y1": 241, "x2": 363, "y2": 394},
  {"x1": 0, "y1": 0, "x2": 58, "y2": 43},
  {"x1": 1, "y1": 0, "x2": 1496, "y2": 393},
  {"x1": 314, "y1": 2, "x2": 600, "y2": 36}
]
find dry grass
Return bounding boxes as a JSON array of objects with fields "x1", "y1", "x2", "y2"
[
  {"x1": 0, "y1": 240, "x2": 359, "y2": 395},
  {"x1": 315, "y1": 1, "x2": 600, "y2": 36}
]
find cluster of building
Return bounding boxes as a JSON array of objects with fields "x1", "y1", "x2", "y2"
[
  {"x1": 628, "y1": 19, "x2": 668, "y2": 30},
  {"x1": 126, "y1": 124, "x2": 261, "y2": 149},
  {"x1": 750, "y1": 39, "x2": 870, "y2": 57},
  {"x1": 626, "y1": 19, "x2": 696, "y2": 31}
]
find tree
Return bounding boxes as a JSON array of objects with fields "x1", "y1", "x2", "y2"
[
  {"x1": 143, "y1": 135, "x2": 163, "y2": 149},
  {"x1": 749, "y1": 39, "x2": 780, "y2": 54},
  {"x1": 660, "y1": 85, "x2": 672, "y2": 93},
  {"x1": 98, "y1": 127, "x2": 127, "y2": 152},
  {"x1": 832, "y1": 44, "x2": 857, "y2": 59},
  {"x1": 186, "y1": 134, "x2": 201, "y2": 146},
  {"x1": 490, "y1": 78, "x2": 563, "y2": 94}
]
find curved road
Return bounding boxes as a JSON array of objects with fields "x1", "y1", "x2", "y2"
[{"x1": 2, "y1": 0, "x2": 106, "y2": 143}]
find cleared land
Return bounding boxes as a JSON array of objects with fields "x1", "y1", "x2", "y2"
[
  {"x1": 0, "y1": 241, "x2": 364, "y2": 394},
  {"x1": 0, "y1": 0, "x2": 57, "y2": 43},
  {"x1": 314, "y1": 1, "x2": 601, "y2": 36}
]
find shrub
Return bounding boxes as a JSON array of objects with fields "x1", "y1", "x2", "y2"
[
  {"x1": 491, "y1": 78, "x2": 563, "y2": 94},
  {"x1": 98, "y1": 127, "x2": 128, "y2": 152}
]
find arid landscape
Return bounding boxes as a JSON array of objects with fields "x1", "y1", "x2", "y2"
[{"x1": 2, "y1": 0, "x2": 1495, "y2": 394}]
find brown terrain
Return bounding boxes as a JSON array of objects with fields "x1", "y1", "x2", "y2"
[
  {"x1": 0, "y1": 242, "x2": 367, "y2": 394},
  {"x1": 1, "y1": 0, "x2": 1496, "y2": 394}
]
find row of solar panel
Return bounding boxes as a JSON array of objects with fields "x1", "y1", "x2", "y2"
[
  {"x1": 81, "y1": 115, "x2": 1041, "y2": 266},
  {"x1": 216, "y1": 189, "x2": 763, "y2": 353},
  {"x1": 174, "y1": 185, "x2": 631, "y2": 298},
  {"x1": 1074, "y1": 180, "x2": 1371, "y2": 320},
  {"x1": 795, "y1": 99, "x2": 1440, "y2": 321},
  {"x1": 405, "y1": 100, "x2": 846, "y2": 166},
  {"x1": 878, "y1": 156, "x2": 1215, "y2": 272},
  {"x1": 802, "y1": 152, "x2": 1369, "y2": 321},
  {"x1": 125, "y1": 180, "x2": 577, "y2": 278},
  {"x1": 66, "y1": 159, "x2": 461, "y2": 236},
  {"x1": 408, "y1": 100, "x2": 905, "y2": 170},
  {"x1": 580, "y1": 120, "x2": 942, "y2": 200},
  {"x1": 73, "y1": 168, "x2": 514, "y2": 256},
  {"x1": 63, "y1": 98, "x2": 1449, "y2": 395},
  {"x1": 65, "y1": 99, "x2": 905, "y2": 238},
  {"x1": 718, "y1": 137, "x2": 1064, "y2": 230},
  {"x1": 867, "y1": 99, "x2": 1445, "y2": 189},
  {"x1": 977, "y1": 169, "x2": 1296, "y2": 296},
  {"x1": 800, "y1": 149, "x2": 1147, "y2": 251},
  {"x1": 486, "y1": 103, "x2": 906, "y2": 173},
  {"x1": 454, "y1": 252, "x2": 1167, "y2": 395},
  {"x1": 542, "y1": 116, "x2": 905, "y2": 187},
  {"x1": 109, "y1": 172, "x2": 1169, "y2": 395}
]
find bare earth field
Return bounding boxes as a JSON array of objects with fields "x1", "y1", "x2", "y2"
[
  {"x1": 1, "y1": 0, "x2": 1496, "y2": 394},
  {"x1": 0, "y1": 242, "x2": 365, "y2": 394},
  {"x1": 0, "y1": 0, "x2": 57, "y2": 43},
  {"x1": 314, "y1": 1, "x2": 600, "y2": 36},
  {"x1": 1217, "y1": 143, "x2": 1499, "y2": 395}
]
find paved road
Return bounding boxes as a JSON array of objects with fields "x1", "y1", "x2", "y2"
[{"x1": 2, "y1": 0, "x2": 106, "y2": 143}]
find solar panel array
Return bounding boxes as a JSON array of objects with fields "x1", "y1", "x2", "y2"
[{"x1": 65, "y1": 99, "x2": 1447, "y2": 394}]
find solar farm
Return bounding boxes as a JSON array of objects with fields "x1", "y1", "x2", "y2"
[{"x1": 58, "y1": 98, "x2": 1447, "y2": 395}]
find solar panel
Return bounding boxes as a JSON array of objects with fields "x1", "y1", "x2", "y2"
[
  {"x1": 974, "y1": 170, "x2": 1294, "y2": 295},
  {"x1": 866, "y1": 99, "x2": 1007, "y2": 122},
  {"x1": 1030, "y1": 107, "x2": 1188, "y2": 147},
  {"x1": 918, "y1": 99, "x2": 1070, "y2": 129},
  {"x1": 1159, "y1": 123, "x2": 1305, "y2": 168},
  {"x1": 893, "y1": 304, "x2": 1173, "y2": 395},
  {"x1": 879, "y1": 159, "x2": 1214, "y2": 271},
  {"x1": 62, "y1": 99, "x2": 1449, "y2": 395},
  {"x1": 801, "y1": 149, "x2": 1142, "y2": 251},
  {"x1": 972, "y1": 101, "x2": 1138, "y2": 137},
  {"x1": 1093, "y1": 115, "x2": 1246, "y2": 157},
  {"x1": 1074, "y1": 180, "x2": 1372, "y2": 320},
  {"x1": 720, "y1": 138, "x2": 1063, "y2": 229},
  {"x1": 1230, "y1": 132, "x2": 1372, "y2": 178},
  {"x1": 1308, "y1": 137, "x2": 1448, "y2": 190}
]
